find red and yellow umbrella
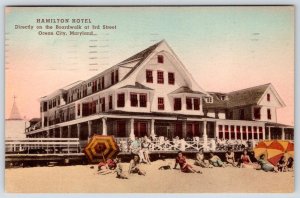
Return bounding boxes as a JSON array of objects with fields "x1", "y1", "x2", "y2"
[
  {"x1": 253, "y1": 140, "x2": 273, "y2": 159},
  {"x1": 254, "y1": 140, "x2": 294, "y2": 166},
  {"x1": 266, "y1": 140, "x2": 285, "y2": 166},
  {"x1": 83, "y1": 135, "x2": 119, "y2": 163}
]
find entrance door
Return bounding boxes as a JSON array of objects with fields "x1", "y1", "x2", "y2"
[
  {"x1": 134, "y1": 122, "x2": 148, "y2": 137},
  {"x1": 117, "y1": 121, "x2": 126, "y2": 137},
  {"x1": 175, "y1": 122, "x2": 182, "y2": 138}
]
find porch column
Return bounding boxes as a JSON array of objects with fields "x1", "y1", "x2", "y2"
[
  {"x1": 102, "y1": 117, "x2": 107, "y2": 135},
  {"x1": 281, "y1": 127, "x2": 285, "y2": 140},
  {"x1": 246, "y1": 126, "x2": 249, "y2": 140},
  {"x1": 223, "y1": 125, "x2": 225, "y2": 139},
  {"x1": 88, "y1": 120, "x2": 92, "y2": 140},
  {"x1": 252, "y1": 126, "x2": 254, "y2": 140},
  {"x1": 129, "y1": 118, "x2": 135, "y2": 140},
  {"x1": 229, "y1": 126, "x2": 231, "y2": 140},
  {"x1": 77, "y1": 123, "x2": 80, "y2": 139},
  {"x1": 182, "y1": 121, "x2": 187, "y2": 138},
  {"x1": 234, "y1": 125, "x2": 237, "y2": 140},
  {"x1": 268, "y1": 127, "x2": 271, "y2": 140},
  {"x1": 150, "y1": 119, "x2": 155, "y2": 138},
  {"x1": 59, "y1": 127, "x2": 63, "y2": 138},
  {"x1": 67, "y1": 126, "x2": 71, "y2": 138},
  {"x1": 215, "y1": 122, "x2": 218, "y2": 139},
  {"x1": 203, "y1": 121, "x2": 208, "y2": 151},
  {"x1": 262, "y1": 126, "x2": 265, "y2": 140}
]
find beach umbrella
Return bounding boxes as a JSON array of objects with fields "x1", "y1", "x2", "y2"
[
  {"x1": 253, "y1": 140, "x2": 273, "y2": 159},
  {"x1": 83, "y1": 135, "x2": 119, "y2": 163},
  {"x1": 265, "y1": 140, "x2": 285, "y2": 166},
  {"x1": 281, "y1": 141, "x2": 294, "y2": 159}
]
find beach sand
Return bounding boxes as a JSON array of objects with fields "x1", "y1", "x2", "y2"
[{"x1": 5, "y1": 159, "x2": 294, "y2": 193}]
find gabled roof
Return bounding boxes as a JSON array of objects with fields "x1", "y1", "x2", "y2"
[
  {"x1": 170, "y1": 86, "x2": 204, "y2": 95},
  {"x1": 120, "y1": 82, "x2": 153, "y2": 90},
  {"x1": 203, "y1": 83, "x2": 275, "y2": 109},
  {"x1": 227, "y1": 83, "x2": 270, "y2": 108},
  {"x1": 120, "y1": 40, "x2": 163, "y2": 80}
]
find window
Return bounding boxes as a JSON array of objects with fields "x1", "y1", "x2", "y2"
[
  {"x1": 101, "y1": 77, "x2": 105, "y2": 89},
  {"x1": 115, "y1": 69, "x2": 119, "y2": 83},
  {"x1": 117, "y1": 93, "x2": 125, "y2": 107},
  {"x1": 206, "y1": 97, "x2": 213, "y2": 103},
  {"x1": 267, "y1": 109, "x2": 272, "y2": 120},
  {"x1": 157, "y1": 71, "x2": 164, "y2": 84},
  {"x1": 267, "y1": 94, "x2": 270, "y2": 102},
  {"x1": 158, "y1": 55, "x2": 164, "y2": 63},
  {"x1": 111, "y1": 71, "x2": 115, "y2": 85},
  {"x1": 77, "y1": 104, "x2": 80, "y2": 116},
  {"x1": 186, "y1": 97, "x2": 192, "y2": 110},
  {"x1": 139, "y1": 94, "x2": 147, "y2": 107},
  {"x1": 240, "y1": 109, "x2": 245, "y2": 120},
  {"x1": 194, "y1": 98, "x2": 200, "y2": 110},
  {"x1": 168, "y1": 72, "x2": 175, "y2": 85},
  {"x1": 130, "y1": 93, "x2": 138, "y2": 107},
  {"x1": 101, "y1": 98, "x2": 105, "y2": 112},
  {"x1": 109, "y1": 95, "x2": 113, "y2": 110},
  {"x1": 254, "y1": 107, "x2": 261, "y2": 119},
  {"x1": 43, "y1": 102, "x2": 47, "y2": 112},
  {"x1": 158, "y1": 97, "x2": 164, "y2": 110},
  {"x1": 146, "y1": 70, "x2": 153, "y2": 83},
  {"x1": 97, "y1": 78, "x2": 101, "y2": 90},
  {"x1": 44, "y1": 117, "x2": 48, "y2": 127},
  {"x1": 174, "y1": 98, "x2": 182, "y2": 111}
]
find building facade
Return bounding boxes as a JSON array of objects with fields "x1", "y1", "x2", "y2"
[{"x1": 25, "y1": 40, "x2": 294, "y2": 149}]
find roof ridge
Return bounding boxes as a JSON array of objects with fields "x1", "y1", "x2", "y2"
[{"x1": 228, "y1": 83, "x2": 271, "y2": 94}]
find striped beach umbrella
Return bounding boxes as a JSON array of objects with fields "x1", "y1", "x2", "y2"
[
  {"x1": 253, "y1": 140, "x2": 273, "y2": 159},
  {"x1": 266, "y1": 140, "x2": 285, "y2": 166},
  {"x1": 83, "y1": 135, "x2": 119, "y2": 163}
]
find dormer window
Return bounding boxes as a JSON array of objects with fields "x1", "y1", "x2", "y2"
[
  {"x1": 267, "y1": 94, "x2": 270, "y2": 101},
  {"x1": 205, "y1": 97, "x2": 213, "y2": 103},
  {"x1": 158, "y1": 55, "x2": 164, "y2": 63}
]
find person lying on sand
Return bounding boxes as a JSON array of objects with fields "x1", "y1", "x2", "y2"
[
  {"x1": 257, "y1": 154, "x2": 278, "y2": 173},
  {"x1": 209, "y1": 152, "x2": 225, "y2": 167},
  {"x1": 97, "y1": 158, "x2": 117, "y2": 175},
  {"x1": 128, "y1": 155, "x2": 146, "y2": 176},
  {"x1": 174, "y1": 151, "x2": 202, "y2": 173},
  {"x1": 194, "y1": 149, "x2": 212, "y2": 168}
]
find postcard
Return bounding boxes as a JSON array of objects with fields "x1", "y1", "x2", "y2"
[{"x1": 5, "y1": 6, "x2": 294, "y2": 193}]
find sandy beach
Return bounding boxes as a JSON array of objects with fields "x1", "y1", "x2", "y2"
[{"x1": 5, "y1": 159, "x2": 294, "y2": 193}]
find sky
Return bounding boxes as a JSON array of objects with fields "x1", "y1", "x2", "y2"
[{"x1": 5, "y1": 6, "x2": 294, "y2": 125}]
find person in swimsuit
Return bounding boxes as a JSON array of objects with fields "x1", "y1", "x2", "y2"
[
  {"x1": 141, "y1": 138, "x2": 151, "y2": 164},
  {"x1": 239, "y1": 149, "x2": 253, "y2": 168},
  {"x1": 209, "y1": 152, "x2": 225, "y2": 167},
  {"x1": 257, "y1": 154, "x2": 278, "y2": 172},
  {"x1": 174, "y1": 151, "x2": 202, "y2": 173},
  {"x1": 97, "y1": 158, "x2": 117, "y2": 175},
  {"x1": 286, "y1": 157, "x2": 294, "y2": 172},
  {"x1": 277, "y1": 156, "x2": 287, "y2": 172},
  {"x1": 225, "y1": 148, "x2": 236, "y2": 167},
  {"x1": 128, "y1": 155, "x2": 146, "y2": 175},
  {"x1": 194, "y1": 149, "x2": 212, "y2": 168}
]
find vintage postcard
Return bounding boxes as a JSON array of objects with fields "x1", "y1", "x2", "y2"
[{"x1": 5, "y1": 6, "x2": 294, "y2": 193}]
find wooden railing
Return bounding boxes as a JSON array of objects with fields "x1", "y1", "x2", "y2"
[{"x1": 5, "y1": 138, "x2": 81, "y2": 154}]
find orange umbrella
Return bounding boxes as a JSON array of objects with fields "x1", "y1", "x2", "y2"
[
  {"x1": 83, "y1": 135, "x2": 119, "y2": 163},
  {"x1": 284, "y1": 141, "x2": 294, "y2": 159},
  {"x1": 266, "y1": 140, "x2": 285, "y2": 166},
  {"x1": 253, "y1": 140, "x2": 273, "y2": 159}
]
